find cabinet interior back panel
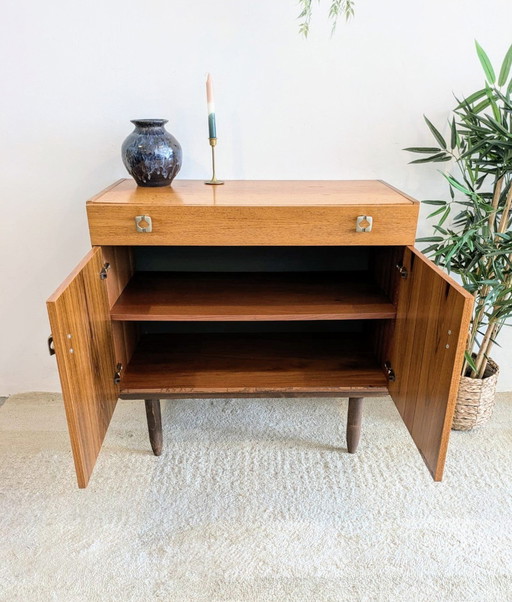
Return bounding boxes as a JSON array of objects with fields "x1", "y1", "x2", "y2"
[{"x1": 133, "y1": 246, "x2": 371, "y2": 272}]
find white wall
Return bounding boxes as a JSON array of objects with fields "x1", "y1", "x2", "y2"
[{"x1": 1, "y1": 0, "x2": 511, "y2": 393}]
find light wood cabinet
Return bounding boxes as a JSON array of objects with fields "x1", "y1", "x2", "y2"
[{"x1": 47, "y1": 179, "x2": 473, "y2": 487}]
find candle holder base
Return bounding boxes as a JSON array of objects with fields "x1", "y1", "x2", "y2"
[{"x1": 205, "y1": 138, "x2": 224, "y2": 186}]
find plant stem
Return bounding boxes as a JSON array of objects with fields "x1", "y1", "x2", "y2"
[
  {"x1": 468, "y1": 179, "x2": 511, "y2": 378},
  {"x1": 477, "y1": 322, "x2": 501, "y2": 378},
  {"x1": 471, "y1": 320, "x2": 494, "y2": 378},
  {"x1": 489, "y1": 176, "x2": 503, "y2": 231},
  {"x1": 464, "y1": 291, "x2": 488, "y2": 376},
  {"x1": 497, "y1": 182, "x2": 512, "y2": 234},
  {"x1": 471, "y1": 271, "x2": 512, "y2": 378}
]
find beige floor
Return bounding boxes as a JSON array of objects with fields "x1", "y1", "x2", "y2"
[{"x1": 0, "y1": 392, "x2": 511, "y2": 601}]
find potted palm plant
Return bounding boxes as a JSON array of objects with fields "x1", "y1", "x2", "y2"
[{"x1": 405, "y1": 41, "x2": 512, "y2": 430}]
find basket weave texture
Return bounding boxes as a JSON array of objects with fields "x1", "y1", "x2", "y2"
[{"x1": 452, "y1": 358, "x2": 499, "y2": 431}]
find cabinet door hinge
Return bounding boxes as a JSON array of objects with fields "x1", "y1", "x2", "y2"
[
  {"x1": 396, "y1": 263, "x2": 409, "y2": 279},
  {"x1": 384, "y1": 361, "x2": 396, "y2": 382},
  {"x1": 100, "y1": 262, "x2": 111, "y2": 280},
  {"x1": 113, "y1": 363, "x2": 123, "y2": 385},
  {"x1": 48, "y1": 335, "x2": 55, "y2": 356}
]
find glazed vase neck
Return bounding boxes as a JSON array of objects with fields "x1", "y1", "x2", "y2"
[{"x1": 131, "y1": 119, "x2": 168, "y2": 130}]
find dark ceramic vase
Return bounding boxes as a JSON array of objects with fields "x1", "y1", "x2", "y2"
[{"x1": 122, "y1": 119, "x2": 182, "y2": 187}]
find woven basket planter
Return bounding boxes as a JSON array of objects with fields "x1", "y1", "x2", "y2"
[{"x1": 452, "y1": 358, "x2": 499, "y2": 431}]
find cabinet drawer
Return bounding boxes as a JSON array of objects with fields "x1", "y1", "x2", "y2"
[{"x1": 87, "y1": 204, "x2": 418, "y2": 246}]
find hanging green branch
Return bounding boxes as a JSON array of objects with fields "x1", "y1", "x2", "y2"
[
  {"x1": 405, "y1": 41, "x2": 512, "y2": 380},
  {"x1": 298, "y1": 0, "x2": 355, "y2": 37}
]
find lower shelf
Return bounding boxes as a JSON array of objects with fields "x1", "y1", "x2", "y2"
[{"x1": 119, "y1": 333, "x2": 388, "y2": 397}]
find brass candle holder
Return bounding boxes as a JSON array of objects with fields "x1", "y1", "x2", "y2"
[{"x1": 205, "y1": 138, "x2": 224, "y2": 185}]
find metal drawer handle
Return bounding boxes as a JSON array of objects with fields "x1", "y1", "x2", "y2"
[
  {"x1": 356, "y1": 215, "x2": 373, "y2": 232},
  {"x1": 135, "y1": 215, "x2": 152, "y2": 233}
]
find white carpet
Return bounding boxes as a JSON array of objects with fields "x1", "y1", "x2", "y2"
[{"x1": 0, "y1": 392, "x2": 511, "y2": 602}]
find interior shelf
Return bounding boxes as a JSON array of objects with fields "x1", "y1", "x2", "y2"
[
  {"x1": 111, "y1": 272, "x2": 396, "y2": 322},
  {"x1": 119, "y1": 333, "x2": 388, "y2": 396}
]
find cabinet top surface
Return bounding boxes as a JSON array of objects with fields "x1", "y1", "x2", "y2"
[{"x1": 88, "y1": 179, "x2": 417, "y2": 207}]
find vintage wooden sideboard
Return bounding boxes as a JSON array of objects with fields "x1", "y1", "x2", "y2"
[{"x1": 47, "y1": 179, "x2": 473, "y2": 488}]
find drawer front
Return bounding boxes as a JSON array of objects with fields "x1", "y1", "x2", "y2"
[{"x1": 87, "y1": 204, "x2": 418, "y2": 246}]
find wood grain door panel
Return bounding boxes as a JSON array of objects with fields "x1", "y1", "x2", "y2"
[
  {"x1": 388, "y1": 247, "x2": 473, "y2": 481},
  {"x1": 47, "y1": 248, "x2": 119, "y2": 488}
]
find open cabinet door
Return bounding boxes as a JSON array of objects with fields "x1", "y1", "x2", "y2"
[
  {"x1": 388, "y1": 247, "x2": 473, "y2": 481},
  {"x1": 47, "y1": 248, "x2": 119, "y2": 488}
]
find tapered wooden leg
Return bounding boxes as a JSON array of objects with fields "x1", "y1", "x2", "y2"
[
  {"x1": 145, "y1": 399, "x2": 163, "y2": 456},
  {"x1": 346, "y1": 397, "x2": 363, "y2": 453}
]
